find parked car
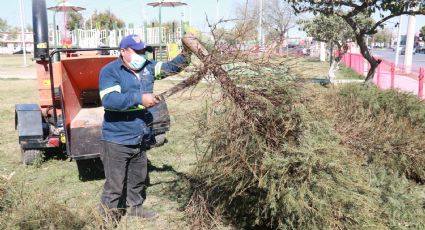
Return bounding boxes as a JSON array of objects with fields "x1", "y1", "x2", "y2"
[
  {"x1": 400, "y1": 46, "x2": 416, "y2": 55},
  {"x1": 416, "y1": 47, "x2": 425, "y2": 54},
  {"x1": 392, "y1": 45, "x2": 405, "y2": 52},
  {"x1": 13, "y1": 49, "x2": 31, "y2": 54}
]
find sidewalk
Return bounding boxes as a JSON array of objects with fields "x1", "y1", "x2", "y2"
[
  {"x1": 373, "y1": 70, "x2": 421, "y2": 95},
  {"x1": 0, "y1": 66, "x2": 37, "y2": 79}
]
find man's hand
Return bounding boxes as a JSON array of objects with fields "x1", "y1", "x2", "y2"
[{"x1": 142, "y1": 93, "x2": 159, "y2": 108}]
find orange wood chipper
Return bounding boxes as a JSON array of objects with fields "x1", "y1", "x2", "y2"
[{"x1": 15, "y1": 0, "x2": 170, "y2": 167}]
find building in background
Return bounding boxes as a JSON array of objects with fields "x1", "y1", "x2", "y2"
[{"x1": 0, "y1": 31, "x2": 33, "y2": 54}]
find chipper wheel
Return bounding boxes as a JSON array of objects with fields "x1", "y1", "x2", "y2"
[{"x1": 21, "y1": 148, "x2": 42, "y2": 165}]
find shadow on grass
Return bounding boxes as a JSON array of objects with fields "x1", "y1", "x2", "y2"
[
  {"x1": 74, "y1": 157, "x2": 192, "y2": 186},
  {"x1": 76, "y1": 158, "x2": 105, "y2": 181},
  {"x1": 146, "y1": 159, "x2": 194, "y2": 208},
  {"x1": 43, "y1": 148, "x2": 68, "y2": 161}
]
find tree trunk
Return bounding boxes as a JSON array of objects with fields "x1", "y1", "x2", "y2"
[
  {"x1": 355, "y1": 34, "x2": 381, "y2": 83},
  {"x1": 279, "y1": 34, "x2": 285, "y2": 54},
  {"x1": 328, "y1": 45, "x2": 345, "y2": 82},
  {"x1": 343, "y1": 16, "x2": 381, "y2": 84},
  {"x1": 328, "y1": 58, "x2": 337, "y2": 82}
]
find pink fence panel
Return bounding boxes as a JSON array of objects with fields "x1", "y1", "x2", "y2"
[{"x1": 340, "y1": 52, "x2": 425, "y2": 100}]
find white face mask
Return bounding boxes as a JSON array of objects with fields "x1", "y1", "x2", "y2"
[{"x1": 127, "y1": 53, "x2": 146, "y2": 70}]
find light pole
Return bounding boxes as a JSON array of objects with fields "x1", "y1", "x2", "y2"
[
  {"x1": 216, "y1": 0, "x2": 219, "y2": 24},
  {"x1": 258, "y1": 0, "x2": 264, "y2": 48},
  {"x1": 18, "y1": 0, "x2": 27, "y2": 66},
  {"x1": 159, "y1": 1, "x2": 162, "y2": 58},
  {"x1": 395, "y1": 15, "x2": 403, "y2": 67},
  {"x1": 404, "y1": 7, "x2": 418, "y2": 74},
  {"x1": 52, "y1": 11, "x2": 58, "y2": 47}
]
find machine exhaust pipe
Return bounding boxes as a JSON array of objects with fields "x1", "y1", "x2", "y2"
[{"x1": 32, "y1": 0, "x2": 49, "y2": 61}]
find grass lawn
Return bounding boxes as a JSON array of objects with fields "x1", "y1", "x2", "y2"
[
  {"x1": 0, "y1": 54, "x2": 34, "y2": 67},
  {"x1": 276, "y1": 57, "x2": 363, "y2": 80},
  {"x1": 0, "y1": 79, "x2": 215, "y2": 229},
  {"x1": 336, "y1": 65, "x2": 364, "y2": 79},
  {"x1": 0, "y1": 55, "x2": 36, "y2": 79},
  {"x1": 0, "y1": 55, "x2": 364, "y2": 229}
]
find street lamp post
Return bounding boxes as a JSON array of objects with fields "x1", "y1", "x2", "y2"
[
  {"x1": 216, "y1": 0, "x2": 219, "y2": 24},
  {"x1": 258, "y1": 0, "x2": 264, "y2": 48},
  {"x1": 18, "y1": 0, "x2": 27, "y2": 66},
  {"x1": 52, "y1": 11, "x2": 58, "y2": 47},
  {"x1": 404, "y1": 7, "x2": 418, "y2": 74},
  {"x1": 159, "y1": 1, "x2": 162, "y2": 60},
  {"x1": 395, "y1": 15, "x2": 403, "y2": 67}
]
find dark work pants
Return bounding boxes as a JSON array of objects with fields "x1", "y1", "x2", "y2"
[{"x1": 100, "y1": 141, "x2": 147, "y2": 211}]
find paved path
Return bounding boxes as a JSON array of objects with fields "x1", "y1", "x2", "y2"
[
  {"x1": 0, "y1": 67, "x2": 37, "y2": 79},
  {"x1": 373, "y1": 49, "x2": 425, "y2": 68},
  {"x1": 372, "y1": 70, "x2": 422, "y2": 95}
]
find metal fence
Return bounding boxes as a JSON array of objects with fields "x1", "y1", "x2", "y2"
[
  {"x1": 51, "y1": 27, "x2": 184, "y2": 48},
  {"x1": 341, "y1": 52, "x2": 425, "y2": 99}
]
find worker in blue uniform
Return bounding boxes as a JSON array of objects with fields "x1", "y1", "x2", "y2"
[{"x1": 98, "y1": 34, "x2": 191, "y2": 220}]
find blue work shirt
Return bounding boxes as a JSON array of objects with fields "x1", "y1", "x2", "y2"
[{"x1": 99, "y1": 54, "x2": 189, "y2": 145}]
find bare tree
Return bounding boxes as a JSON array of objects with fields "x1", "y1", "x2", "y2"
[
  {"x1": 233, "y1": 0, "x2": 259, "y2": 42},
  {"x1": 233, "y1": 0, "x2": 297, "y2": 45},
  {"x1": 263, "y1": 0, "x2": 296, "y2": 43}
]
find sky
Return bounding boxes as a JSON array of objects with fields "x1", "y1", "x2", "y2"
[
  {"x1": 1, "y1": 0, "x2": 425, "y2": 38},
  {"x1": 3, "y1": 0, "x2": 243, "y2": 33}
]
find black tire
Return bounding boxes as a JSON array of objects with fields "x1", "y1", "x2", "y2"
[{"x1": 21, "y1": 149, "x2": 42, "y2": 165}]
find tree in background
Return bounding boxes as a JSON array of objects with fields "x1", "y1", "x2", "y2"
[
  {"x1": 373, "y1": 29, "x2": 393, "y2": 47},
  {"x1": 0, "y1": 18, "x2": 8, "y2": 32},
  {"x1": 233, "y1": 0, "x2": 297, "y2": 44},
  {"x1": 301, "y1": 14, "x2": 355, "y2": 80},
  {"x1": 286, "y1": 0, "x2": 425, "y2": 82},
  {"x1": 0, "y1": 18, "x2": 8, "y2": 46},
  {"x1": 263, "y1": 0, "x2": 296, "y2": 43},
  {"x1": 26, "y1": 24, "x2": 33, "y2": 32},
  {"x1": 8, "y1": 27, "x2": 20, "y2": 40},
  {"x1": 233, "y1": 0, "x2": 259, "y2": 42},
  {"x1": 148, "y1": 20, "x2": 180, "y2": 31},
  {"x1": 86, "y1": 10, "x2": 125, "y2": 30},
  {"x1": 0, "y1": 18, "x2": 31, "y2": 46},
  {"x1": 66, "y1": 11, "x2": 83, "y2": 30}
]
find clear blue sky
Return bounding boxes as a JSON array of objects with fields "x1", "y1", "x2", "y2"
[
  {"x1": 2, "y1": 0, "x2": 425, "y2": 37},
  {"x1": 3, "y1": 0, "x2": 242, "y2": 33}
]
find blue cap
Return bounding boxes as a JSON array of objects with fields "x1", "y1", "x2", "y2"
[{"x1": 119, "y1": 34, "x2": 146, "y2": 50}]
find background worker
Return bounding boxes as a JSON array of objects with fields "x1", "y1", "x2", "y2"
[{"x1": 98, "y1": 34, "x2": 191, "y2": 219}]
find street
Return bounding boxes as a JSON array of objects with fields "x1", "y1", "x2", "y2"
[{"x1": 373, "y1": 49, "x2": 425, "y2": 68}]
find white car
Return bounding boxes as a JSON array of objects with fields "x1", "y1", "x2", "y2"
[{"x1": 400, "y1": 47, "x2": 416, "y2": 55}]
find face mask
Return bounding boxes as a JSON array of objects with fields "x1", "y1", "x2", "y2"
[{"x1": 127, "y1": 53, "x2": 146, "y2": 70}]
